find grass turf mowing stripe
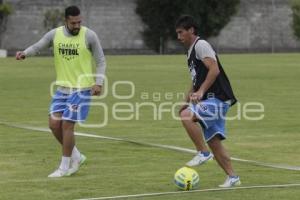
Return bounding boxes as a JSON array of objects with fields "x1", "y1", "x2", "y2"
[
  {"x1": 1, "y1": 121, "x2": 300, "y2": 171},
  {"x1": 74, "y1": 183, "x2": 300, "y2": 200}
]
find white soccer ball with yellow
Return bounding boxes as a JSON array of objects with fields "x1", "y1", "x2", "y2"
[{"x1": 174, "y1": 167, "x2": 200, "y2": 190}]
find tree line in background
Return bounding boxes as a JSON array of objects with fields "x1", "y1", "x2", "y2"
[
  {"x1": 0, "y1": 0, "x2": 12, "y2": 48},
  {"x1": 135, "y1": 0, "x2": 240, "y2": 53},
  {"x1": 291, "y1": 0, "x2": 300, "y2": 40},
  {"x1": 1, "y1": 0, "x2": 300, "y2": 52}
]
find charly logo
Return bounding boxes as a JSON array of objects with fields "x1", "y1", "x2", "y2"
[{"x1": 58, "y1": 43, "x2": 80, "y2": 61}]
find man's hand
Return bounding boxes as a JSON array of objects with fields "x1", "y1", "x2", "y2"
[
  {"x1": 91, "y1": 85, "x2": 102, "y2": 96},
  {"x1": 15, "y1": 51, "x2": 26, "y2": 60},
  {"x1": 190, "y1": 91, "x2": 203, "y2": 104}
]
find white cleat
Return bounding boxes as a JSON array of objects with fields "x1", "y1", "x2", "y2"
[
  {"x1": 48, "y1": 168, "x2": 69, "y2": 178},
  {"x1": 219, "y1": 176, "x2": 241, "y2": 188},
  {"x1": 68, "y1": 154, "x2": 87, "y2": 175},
  {"x1": 186, "y1": 152, "x2": 213, "y2": 167}
]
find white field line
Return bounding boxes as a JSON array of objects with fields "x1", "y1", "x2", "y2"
[
  {"x1": 1, "y1": 121, "x2": 300, "y2": 171},
  {"x1": 74, "y1": 183, "x2": 300, "y2": 200}
]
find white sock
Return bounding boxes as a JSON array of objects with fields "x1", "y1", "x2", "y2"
[
  {"x1": 59, "y1": 156, "x2": 71, "y2": 171},
  {"x1": 71, "y1": 146, "x2": 81, "y2": 162}
]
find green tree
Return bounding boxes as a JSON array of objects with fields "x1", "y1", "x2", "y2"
[
  {"x1": 291, "y1": 0, "x2": 300, "y2": 39},
  {"x1": 183, "y1": 0, "x2": 240, "y2": 39},
  {"x1": 136, "y1": 0, "x2": 183, "y2": 53},
  {"x1": 0, "y1": 1, "x2": 12, "y2": 48},
  {"x1": 43, "y1": 8, "x2": 64, "y2": 31},
  {"x1": 136, "y1": 0, "x2": 240, "y2": 53}
]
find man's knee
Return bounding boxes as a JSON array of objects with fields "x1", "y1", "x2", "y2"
[
  {"x1": 178, "y1": 105, "x2": 189, "y2": 115},
  {"x1": 208, "y1": 135, "x2": 222, "y2": 148},
  {"x1": 180, "y1": 108, "x2": 190, "y2": 119},
  {"x1": 180, "y1": 108, "x2": 198, "y2": 122}
]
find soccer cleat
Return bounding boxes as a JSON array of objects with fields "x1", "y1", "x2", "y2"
[
  {"x1": 219, "y1": 176, "x2": 241, "y2": 188},
  {"x1": 68, "y1": 154, "x2": 87, "y2": 175},
  {"x1": 48, "y1": 168, "x2": 70, "y2": 178},
  {"x1": 186, "y1": 152, "x2": 213, "y2": 167}
]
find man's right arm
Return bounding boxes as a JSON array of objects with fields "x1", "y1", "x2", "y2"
[{"x1": 16, "y1": 29, "x2": 56, "y2": 60}]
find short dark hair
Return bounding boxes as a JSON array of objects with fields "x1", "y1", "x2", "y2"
[
  {"x1": 65, "y1": 5, "x2": 80, "y2": 18},
  {"x1": 175, "y1": 15, "x2": 198, "y2": 35}
]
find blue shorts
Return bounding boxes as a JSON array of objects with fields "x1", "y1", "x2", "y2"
[
  {"x1": 189, "y1": 98, "x2": 230, "y2": 142},
  {"x1": 49, "y1": 90, "x2": 91, "y2": 122}
]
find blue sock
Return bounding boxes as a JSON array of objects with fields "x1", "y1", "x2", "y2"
[{"x1": 202, "y1": 151, "x2": 210, "y2": 157}]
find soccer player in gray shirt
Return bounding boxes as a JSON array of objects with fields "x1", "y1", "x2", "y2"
[{"x1": 16, "y1": 6, "x2": 106, "y2": 178}]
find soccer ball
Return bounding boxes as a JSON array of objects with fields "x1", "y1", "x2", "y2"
[{"x1": 174, "y1": 167, "x2": 200, "y2": 190}]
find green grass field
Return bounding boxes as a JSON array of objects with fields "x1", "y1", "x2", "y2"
[{"x1": 0, "y1": 54, "x2": 300, "y2": 200}]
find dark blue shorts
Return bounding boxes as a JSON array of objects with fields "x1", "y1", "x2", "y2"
[
  {"x1": 189, "y1": 98, "x2": 230, "y2": 142},
  {"x1": 49, "y1": 90, "x2": 91, "y2": 122}
]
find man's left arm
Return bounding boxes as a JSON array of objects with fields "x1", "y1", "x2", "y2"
[
  {"x1": 190, "y1": 41, "x2": 220, "y2": 103},
  {"x1": 190, "y1": 58, "x2": 220, "y2": 102},
  {"x1": 87, "y1": 29, "x2": 106, "y2": 96}
]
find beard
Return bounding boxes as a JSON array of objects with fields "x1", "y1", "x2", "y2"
[
  {"x1": 66, "y1": 26, "x2": 80, "y2": 36},
  {"x1": 70, "y1": 28, "x2": 80, "y2": 36}
]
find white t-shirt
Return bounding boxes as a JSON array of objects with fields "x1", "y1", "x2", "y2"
[{"x1": 187, "y1": 37, "x2": 216, "y2": 61}]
